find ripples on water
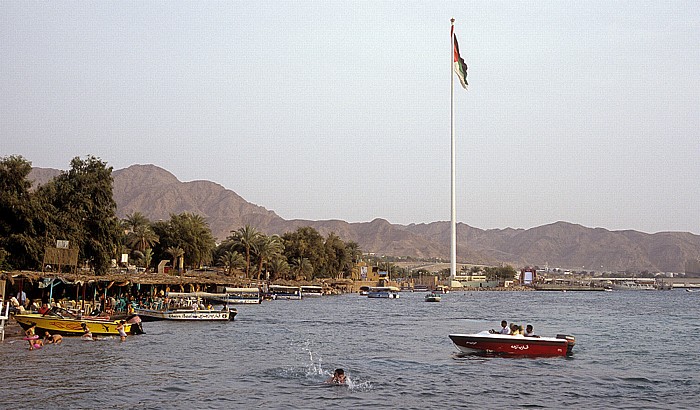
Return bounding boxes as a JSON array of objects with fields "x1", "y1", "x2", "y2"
[{"x1": 2, "y1": 291, "x2": 699, "y2": 409}]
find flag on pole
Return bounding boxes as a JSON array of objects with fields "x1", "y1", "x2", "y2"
[{"x1": 451, "y1": 28, "x2": 468, "y2": 90}]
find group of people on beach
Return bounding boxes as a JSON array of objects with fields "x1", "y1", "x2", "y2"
[{"x1": 491, "y1": 320, "x2": 539, "y2": 337}]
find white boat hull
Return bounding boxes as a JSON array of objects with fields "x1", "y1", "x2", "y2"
[{"x1": 134, "y1": 308, "x2": 235, "y2": 321}]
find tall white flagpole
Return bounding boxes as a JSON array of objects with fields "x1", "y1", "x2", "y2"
[{"x1": 450, "y1": 18, "x2": 457, "y2": 280}]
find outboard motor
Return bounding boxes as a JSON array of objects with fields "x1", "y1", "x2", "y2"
[
  {"x1": 556, "y1": 334, "x2": 576, "y2": 355},
  {"x1": 126, "y1": 314, "x2": 145, "y2": 334}
]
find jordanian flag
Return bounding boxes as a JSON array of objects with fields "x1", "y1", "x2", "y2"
[{"x1": 452, "y1": 28, "x2": 468, "y2": 90}]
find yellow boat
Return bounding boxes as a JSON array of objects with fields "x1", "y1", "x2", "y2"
[{"x1": 14, "y1": 312, "x2": 144, "y2": 336}]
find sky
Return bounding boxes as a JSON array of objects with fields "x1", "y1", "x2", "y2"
[{"x1": 2, "y1": 1, "x2": 699, "y2": 234}]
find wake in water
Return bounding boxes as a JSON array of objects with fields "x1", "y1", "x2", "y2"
[{"x1": 292, "y1": 342, "x2": 372, "y2": 391}]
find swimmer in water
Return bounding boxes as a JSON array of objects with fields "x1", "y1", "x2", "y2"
[{"x1": 326, "y1": 368, "x2": 346, "y2": 385}]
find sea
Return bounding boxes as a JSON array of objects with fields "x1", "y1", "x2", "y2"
[{"x1": 2, "y1": 290, "x2": 699, "y2": 409}]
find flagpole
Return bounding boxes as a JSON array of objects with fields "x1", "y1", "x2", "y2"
[{"x1": 450, "y1": 18, "x2": 457, "y2": 281}]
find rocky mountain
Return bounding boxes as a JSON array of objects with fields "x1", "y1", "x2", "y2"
[{"x1": 28, "y1": 165, "x2": 700, "y2": 273}]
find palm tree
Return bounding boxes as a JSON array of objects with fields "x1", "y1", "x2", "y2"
[
  {"x1": 218, "y1": 250, "x2": 245, "y2": 276},
  {"x1": 126, "y1": 224, "x2": 159, "y2": 252},
  {"x1": 252, "y1": 235, "x2": 284, "y2": 282},
  {"x1": 230, "y1": 225, "x2": 260, "y2": 279},
  {"x1": 143, "y1": 248, "x2": 154, "y2": 272},
  {"x1": 123, "y1": 212, "x2": 149, "y2": 232},
  {"x1": 290, "y1": 257, "x2": 313, "y2": 281},
  {"x1": 346, "y1": 241, "x2": 362, "y2": 263},
  {"x1": 165, "y1": 246, "x2": 184, "y2": 274},
  {"x1": 268, "y1": 256, "x2": 290, "y2": 281}
]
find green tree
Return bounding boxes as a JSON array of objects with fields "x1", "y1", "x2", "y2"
[
  {"x1": 0, "y1": 155, "x2": 42, "y2": 269},
  {"x1": 126, "y1": 224, "x2": 160, "y2": 252},
  {"x1": 143, "y1": 248, "x2": 154, "y2": 272},
  {"x1": 290, "y1": 257, "x2": 313, "y2": 281},
  {"x1": 268, "y1": 256, "x2": 290, "y2": 281},
  {"x1": 324, "y1": 232, "x2": 350, "y2": 279},
  {"x1": 252, "y1": 234, "x2": 284, "y2": 282},
  {"x1": 218, "y1": 250, "x2": 245, "y2": 276},
  {"x1": 165, "y1": 246, "x2": 185, "y2": 274},
  {"x1": 229, "y1": 225, "x2": 261, "y2": 279},
  {"x1": 123, "y1": 212, "x2": 150, "y2": 232},
  {"x1": 282, "y1": 226, "x2": 326, "y2": 279},
  {"x1": 152, "y1": 213, "x2": 215, "y2": 271},
  {"x1": 35, "y1": 156, "x2": 120, "y2": 274}
]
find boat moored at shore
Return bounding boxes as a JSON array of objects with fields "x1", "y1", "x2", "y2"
[
  {"x1": 14, "y1": 312, "x2": 144, "y2": 336},
  {"x1": 367, "y1": 286, "x2": 400, "y2": 299},
  {"x1": 267, "y1": 285, "x2": 302, "y2": 300},
  {"x1": 300, "y1": 285, "x2": 324, "y2": 297},
  {"x1": 134, "y1": 307, "x2": 235, "y2": 321}
]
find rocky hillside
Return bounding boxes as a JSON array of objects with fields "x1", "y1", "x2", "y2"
[{"x1": 29, "y1": 165, "x2": 700, "y2": 273}]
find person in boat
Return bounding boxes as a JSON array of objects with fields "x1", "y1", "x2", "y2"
[
  {"x1": 510, "y1": 323, "x2": 522, "y2": 336},
  {"x1": 490, "y1": 320, "x2": 511, "y2": 335},
  {"x1": 43, "y1": 331, "x2": 63, "y2": 345},
  {"x1": 38, "y1": 302, "x2": 51, "y2": 316},
  {"x1": 326, "y1": 368, "x2": 346, "y2": 385},
  {"x1": 523, "y1": 324, "x2": 540, "y2": 337}
]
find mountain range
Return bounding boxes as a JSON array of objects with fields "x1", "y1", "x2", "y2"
[{"x1": 29, "y1": 164, "x2": 700, "y2": 274}]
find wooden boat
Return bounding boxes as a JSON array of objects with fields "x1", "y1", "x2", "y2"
[
  {"x1": 425, "y1": 293, "x2": 441, "y2": 302},
  {"x1": 449, "y1": 331, "x2": 575, "y2": 357},
  {"x1": 14, "y1": 312, "x2": 144, "y2": 336},
  {"x1": 134, "y1": 307, "x2": 236, "y2": 321}
]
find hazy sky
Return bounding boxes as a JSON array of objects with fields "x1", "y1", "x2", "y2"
[{"x1": 2, "y1": 1, "x2": 698, "y2": 234}]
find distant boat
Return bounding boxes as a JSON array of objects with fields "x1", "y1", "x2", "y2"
[
  {"x1": 267, "y1": 285, "x2": 302, "y2": 300},
  {"x1": 169, "y1": 289, "x2": 260, "y2": 305},
  {"x1": 612, "y1": 281, "x2": 655, "y2": 291},
  {"x1": 425, "y1": 293, "x2": 441, "y2": 302},
  {"x1": 367, "y1": 286, "x2": 400, "y2": 299},
  {"x1": 301, "y1": 285, "x2": 324, "y2": 297},
  {"x1": 216, "y1": 287, "x2": 261, "y2": 304},
  {"x1": 413, "y1": 285, "x2": 429, "y2": 292}
]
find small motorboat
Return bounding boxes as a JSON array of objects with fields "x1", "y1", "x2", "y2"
[
  {"x1": 449, "y1": 331, "x2": 575, "y2": 357},
  {"x1": 134, "y1": 307, "x2": 236, "y2": 321},
  {"x1": 14, "y1": 311, "x2": 144, "y2": 336},
  {"x1": 425, "y1": 293, "x2": 441, "y2": 302}
]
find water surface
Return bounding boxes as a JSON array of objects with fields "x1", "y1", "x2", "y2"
[{"x1": 2, "y1": 291, "x2": 698, "y2": 409}]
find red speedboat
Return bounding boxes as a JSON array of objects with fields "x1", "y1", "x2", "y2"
[{"x1": 449, "y1": 331, "x2": 575, "y2": 357}]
